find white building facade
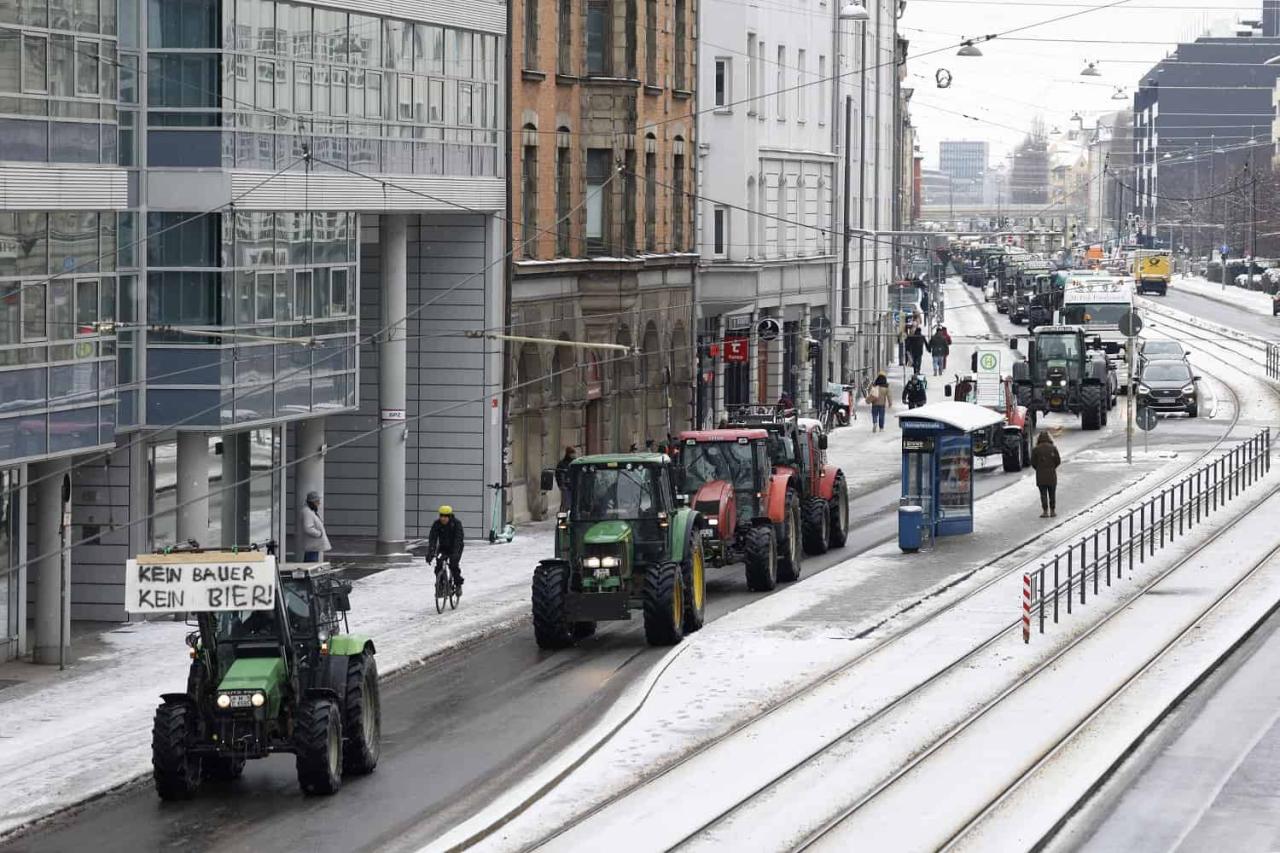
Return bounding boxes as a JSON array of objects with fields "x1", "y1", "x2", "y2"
[{"x1": 694, "y1": 0, "x2": 898, "y2": 422}]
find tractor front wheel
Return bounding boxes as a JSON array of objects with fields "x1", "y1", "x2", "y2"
[
  {"x1": 828, "y1": 476, "x2": 849, "y2": 549},
  {"x1": 152, "y1": 701, "x2": 201, "y2": 801},
  {"x1": 532, "y1": 561, "x2": 574, "y2": 649},
  {"x1": 777, "y1": 491, "x2": 804, "y2": 583},
  {"x1": 643, "y1": 562, "x2": 685, "y2": 646},
  {"x1": 296, "y1": 697, "x2": 343, "y2": 795},
  {"x1": 681, "y1": 535, "x2": 707, "y2": 634},
  {"x1": 1080, "y1": 386, "x2": 1103, "y2": 431},
  {"x1": 801, "y1": 497, "x2": 830, "y2": 556},
  {"x1": 342, "y1": 651, "x2": 381, "y2": 775},
  {"x1": 742, "y1": 524, "x2": 778, "y2": 591}
]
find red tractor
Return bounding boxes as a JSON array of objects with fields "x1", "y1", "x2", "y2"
[
  {"x1": 953, "y1": 366, "x2": 1031, "y2": 472},
  {"x1": 728, "y1": 408, "x2": 850, "y2": 558},
  {"x1": 676, "y1": 428, "x2": 801, "y2": 591}
]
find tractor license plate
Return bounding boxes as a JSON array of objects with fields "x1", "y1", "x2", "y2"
[
  {"x1": 593, "y1": 568, "x2": 610, "y2": 579},
  {"x1": 1050, "y1": 396, "x2": 1063, "y2": 407},
  {"x1": 228, "y1": 693, "x2": 252, "y2": 708},
  {"x1": 700, "y1": 528, "x2": 714, "y2": 537}
]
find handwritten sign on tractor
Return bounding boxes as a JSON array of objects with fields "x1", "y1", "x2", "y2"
[{"x1": 126, "y1": 552, "x2": 278, "y2": 613}]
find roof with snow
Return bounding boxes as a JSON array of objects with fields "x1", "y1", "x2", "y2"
[{"x1": 895, "y1": 401, "x2": 1005, "y2": 433}]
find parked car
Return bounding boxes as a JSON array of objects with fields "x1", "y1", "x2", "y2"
[{"x1": 1136, "y1": 360, "x2": 1201, "y2": 418}]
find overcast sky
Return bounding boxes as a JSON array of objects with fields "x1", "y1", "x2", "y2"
[{"x1": 901, "y1": 0, "x2": 1263, "y2": 169}]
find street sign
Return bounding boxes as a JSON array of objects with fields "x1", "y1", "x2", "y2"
[
  {"x1": 809, "y1": 315, "x2": 831, "y2": 341},
  {"x1": 1136, "y1": 406, "x2": 1157, "y2": 432},
  {"x1": 1118, "y1": 310, "x2": 1143, "y2": 338},
  {"x1": 724, "y1": 336, "x2": 749, "y2": 364},
  {"x1": 832, "y1": 326, "x2": 857, "y2": 343},
  {"x1": 756, "y1": 317, "x2": 781, "y2": 342}
]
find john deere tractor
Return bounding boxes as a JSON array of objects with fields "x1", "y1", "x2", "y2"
[
  {"x1": 532, "y1": 453, "x2": 705, "y2": 648},
  {"x1": 147, "y1": 555, "x2": 380, "y2": 800},
  {"x1": 1013, "y1": 325, "x2": 1112, "y2": 431}
]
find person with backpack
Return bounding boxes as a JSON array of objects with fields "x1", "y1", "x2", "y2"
[
  {"x1": 927, "y1": 328, "x2": 950, "y2": 377},
  {"x1": 903, "y1": 373, "x2": 928, "y2": 409}
]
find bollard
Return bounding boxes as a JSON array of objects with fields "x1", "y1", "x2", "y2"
[
  {"x1": 1054, "y1": 556, "x2": 1060, "y2": 623},
  {"x1": 1038, "y1": 567, "x2": 1046, "y2": 634},
  {"x1": 1080, "y1": 540, "x2": 1087, "y2": 605},
  {"x1": 1179, "y1": 479, "x2": 1185, "y2": 538},
  {"x1": 1023, "y1": 572, "x2": 1032, "y2": 644},
  {"x1": 1093, "y1": 530, "x2": 1100, "y2": 595},
  {"x1": 1160, "y1": 490, "x2": 1166, "y2": 549},
  {"x1": 1106, "y1": 522, "x2": 1112, "y2": 585},
  {"x1": 1067, "y1": 549, "x2": 1073, "y2": 615},
  {"x1": 1127, "y1": 508, "x2": 1133, "y2": 578},
  {"x1": 1139, "y1": 502, "x2": 1146, "y2": 564}
]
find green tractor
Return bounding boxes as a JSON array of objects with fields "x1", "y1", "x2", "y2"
[
  {"x1": 532, "y1": 453, "x2": 706, "y2": 648},
  {"x1": 142, "y1": 553, "x2": 381, "y2": 800}
]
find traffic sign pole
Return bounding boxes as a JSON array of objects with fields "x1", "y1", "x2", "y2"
[{"x1": 1127, "y1": 334, "x2": 1134, "y2": 464}]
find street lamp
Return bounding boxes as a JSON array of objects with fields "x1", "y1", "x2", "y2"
[
  {"x1": 1111, "y1": 87, "x2": 1128, "y2": 100},
  {"x1": 1080, "y1": 61, "x2": 1101, "y2": 77},
  {"x1": 957, "y1": 39, "x2": 983, "y2": 57},
  {"x1": 839, "y1": 1, "x2": 869, "y2": 20}
]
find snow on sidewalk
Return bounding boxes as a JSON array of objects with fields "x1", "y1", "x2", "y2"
[
  {"x1": 0, "y1": 527, "x2": 553, "y2": 837},
  {"x1": 1169, "y1": 274, "x2": 1273, "y2": 317}
]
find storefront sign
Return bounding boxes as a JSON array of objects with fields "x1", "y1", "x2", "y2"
[
  {"x1": 724, "y1": 336, "x2": 749, "y2": 364},
  {"x1": 125, "y1": 553, "x2": 278, "y2": 613}
]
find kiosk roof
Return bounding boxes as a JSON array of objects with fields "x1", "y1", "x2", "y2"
[{"x1": 895, "y1": 401, "x2": 1005, "y2": 433}]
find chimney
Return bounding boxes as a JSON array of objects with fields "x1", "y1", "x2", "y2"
[{"x1": 1266, "y1": 0, "x2": 1280, "y2": 37}]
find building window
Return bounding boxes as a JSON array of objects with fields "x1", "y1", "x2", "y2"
[
  {"x1": 22, "y1": 283, "x2": 47, "y2": 341},
  {"x1": 673, "y1": 0, "x2": 686, "y2": 89},
  {"x1": 556, "y1": 140, "x2": 572, "y2": 255},
  {"x1": 644, "y1": 149, "x2": 657, "y2": 252},
  {"x1": 756, "y1": 40, "x2": 766, "y2": 119},
  {"x1": 796, "y1": 49, "x2": 805, "y2": 122},
  {"x1": 625, "y1": 0, "x2": 636, "y2": 77},
  {"x1": 622, "y1": 149, "x2": 636, "y2": 253},
  {"x1": 714, "y1": 58, "x2": 729, "y2": 108},
  {"x1": 645, "y1": 0, "x2": 657, "y2": 84},
  {"x1": 586, "y1": 148, "x2": 611, "y2": 254},
  {"x1": 776, "y1": 46, "x2": 785, "y2": 120},
  {"x1": 22, "y1": 33, "x2": 48, "y2": 93},
  {"x1": 524, "y1": 0, "x2": 538, "y2": 68},
  {"x1": 818, "y1": 55, "x2": 827, "y2": 125},
  {"x1": 586, "y1": 0, "x2": 609, "y2": 75},
  {"x1": 673, "y1": 149, "x2": 685, "y2": 250},
  {"x1": 558, "y1": 0, "x2": 572, "y2": 73},
  {"x1": 712, "y1": 206, "x2": 727, "y2": 257},
  {"x1": 746, "y1": 177, "x2": 756, "y2": 257},
  {"x1": 522, "y1": 141, "x2": 538, "y2": 258},
  {"x1": 746, "y1": 33, "x2": 756, "y2": 115}
]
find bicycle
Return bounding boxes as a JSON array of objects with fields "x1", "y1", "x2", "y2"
[{"x1": 432, "y1": 553, "x2": 461, "y2": 613}]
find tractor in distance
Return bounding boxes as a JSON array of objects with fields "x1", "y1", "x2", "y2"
[
  {"x1": 952, "y1": 348, "x2": 1032, "y2": 472},
  {"x1": 130, "y1": 550, "x2": 381, "y2": 800},
  {"x1": 730, "y1": 407, "x2": 849, "y2": 560},
  {"x1": 1012, "y1": 325, "x2": 1112, "y2": 431},
  {"x1": 532, "y1": 452, "x2": 706, "y2": 649},
  {"x1": 675, "y1": 427, "x2": 791, "y2": 591}
]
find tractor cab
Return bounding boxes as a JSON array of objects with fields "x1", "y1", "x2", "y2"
[
  {"x1": 566, "y1": 454, "x2": 677, "y2": 570},
  {"x1": 1027, "y1": 326, "x2": 1085, "y2": 385},
  {"x1": 678, "y1": 429, "x2": 772, "y2": 525}
]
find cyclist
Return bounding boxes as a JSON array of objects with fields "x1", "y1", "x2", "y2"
[{"x1": 426, "y1": 505, "x2": 465, "y2": 590}]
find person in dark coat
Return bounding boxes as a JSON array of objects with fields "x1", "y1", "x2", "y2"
[
  {"x1": 905, "y1": 326, "x2": 927, "y2": 375},
  {"x1": 1030, "y1": 432, "x2": 1061, "y2": 518},
  {"x1": 554, "y1": 446, "x2": 576, "y2": 511},
  {"x1": 927, "y1": 328, "x2": 950, "y2": 376},
  {"x1": 426, "y1": 506, "x2": 466, "y2": 586},
  {"x1": 903, "y1": 373, "x2": 928, "y2": 409}
]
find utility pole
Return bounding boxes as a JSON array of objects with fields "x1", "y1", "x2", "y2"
[{"x1": 841, "y1": 94, "x2": 852, "y2": 370}]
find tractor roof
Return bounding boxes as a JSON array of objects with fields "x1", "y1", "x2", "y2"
[
  {"x1": 1035, "y1": 325, "x2": 1083, "y2": 335},
  {"x1": 679, "y1": 429, "x2": 769, "y2": 442},
  {"x1": 572, "y1": 452, "x2": 670, "y2": 466}
]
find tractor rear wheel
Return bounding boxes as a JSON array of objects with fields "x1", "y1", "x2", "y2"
[
  {"x1": 152, "y1": 701, "x2": 201, "y2": 801},
  {"x1": 643, "y1": 562, "x2": 684, "y2": 646},
  {"x1": 1080, "y1": 386, "x2": 1103, "y2": 431},
  {"x1": 777, "y1": 491, "x2": 803, "y2": 583},
  {"x1": 681, "y1": 535, "x2": 707, "y2": 634},
  {"x1": 532, "y1": 561, "x2": 574, "y2": 649},
  {"x1": 801, "y1": 497, "x2": 830, "y2": 556},
  {"x1": 202, "y1": 755, "x2": 245, "y2": 782},
  {"x1": 1021, "y1": 431, "x2": 1031, "y2": 468},
  {"x1": 1002, "y1": 438, "x2": 1022, "y2": 473},
  {"x1": 828, "y1": 476, "x2": 849, "y2": 549},
  {"x1": 342, "y1": 651, "x2": 381, "y2": 775},
  {"x1": 296, "y1": 697, "x2": 343, "y2": 795},
  {"x1": 743, "y1": 524, "x2": 778, "y2": 591}
]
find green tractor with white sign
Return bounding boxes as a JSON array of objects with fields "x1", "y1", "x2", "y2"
[
  {"x1": 134, "y1": 550, "x2": 381, "y2": 800},
  {"x1": 532, "y1": 453, "x2": 706, "y2": 648}
]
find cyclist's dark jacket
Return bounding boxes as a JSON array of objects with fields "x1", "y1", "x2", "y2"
[{"x1": 428, "y1": 518, "x2": 465, "y2": 563}]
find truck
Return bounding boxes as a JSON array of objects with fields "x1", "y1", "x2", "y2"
[
  {"x1": 1059, "y1": 275, "x2": 1132, "y2": 396},
  {"x1": 1133, "y1": 251, "x2": 1171, "y2": 296}
]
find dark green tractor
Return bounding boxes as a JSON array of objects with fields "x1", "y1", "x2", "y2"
[
  {"x1": 532, "y1": 453, "x2": 706, "y2": 648},
  {"x1": 150, "y1": 559, "x2": 380, "y2": 800}
]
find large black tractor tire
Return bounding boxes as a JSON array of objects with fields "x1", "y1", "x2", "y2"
[
  {"x1": 1015, "y1": 384, "x2": 1032, "y2": 410},
  {"x1": 681, "y1": 534, "x2": 707, "y2": 634},
  {"x1": 152, "y1": 701, "x2": 201, "y2": 801},
  {"x1": 295, "y1": 697, "x2": 343, "y2": 795},
  {"x1": 828, "y1": 476, "x2": 850, "y2": 549},
  {"x1": 777, "y1": 491, "x2": 804, "y2": 583},
  {"x1": 643, "y1": 562, "x2": 684, "y2": 646},
  {"x1": 1002, "y1": 441, "x2": 1022, "y2": 473},
  {"x1": 801, "y1": 497, "x2": 830, "y2": 556},
  {"x1": 342, "y1": 651, "x2": 381, "y2": 775},
  {"x1": 1080, "y1": 385, "x2": 1103, "y2": 431},
  {"x1": 743, "y1": 524, "x2": 778, "y2": 591},
  {"x1": 532, "y1": 561, "x2": 575, "y2": 650}
]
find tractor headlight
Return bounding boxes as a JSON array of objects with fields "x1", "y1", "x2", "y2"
[
  {"x1": 583, "y1": 556, "x2": 601, "y2": 568},
  {"x1": 599, "y1": 555, "x2": 621, "y2": 568},
  {"x1": 706, "y1": 517, "x2": 719, "y2": 527},
  {"x1": 250, "y1": 691, "x2": 266, "y2": 708},
  {"x1": 216, "y1": 693, "x2": 231, "y2": 709}
]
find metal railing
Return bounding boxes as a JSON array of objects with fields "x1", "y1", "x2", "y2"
[
  {"x1": 1267, "y1": 343, "x2": 1280, "y2": 380},
  {"x1": 1022, "y1": 429, "x2": 1271, "y2": 643}
]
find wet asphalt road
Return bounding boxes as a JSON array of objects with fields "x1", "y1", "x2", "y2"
[{"x1": 1, "y1": 281, "x2": 1219, "y2": 853}]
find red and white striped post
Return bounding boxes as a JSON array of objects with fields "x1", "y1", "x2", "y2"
[{"x1": 1022, "y1": 572, "x2": 1032, "y2": 644}]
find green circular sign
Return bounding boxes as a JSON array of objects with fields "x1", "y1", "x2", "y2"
[{"x1": 979, "y1": 352, "x2": 998, "y2": 371}]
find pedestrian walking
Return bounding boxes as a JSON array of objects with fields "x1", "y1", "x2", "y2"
[
  {"x1": 927, "y1": 327, "x2": 950, "y2": 377},
  {"x1": 301, "y1": 491, "x2": 331, "y2": 562},
  {"x1": 1030, "y1": 432, "x2": 1061, "y2": 518},
  {"x1": 555, "y1": 446, "x2": 576, "y2": 511},
  {"x1": 905, "y1": 326, "x2": 927, "y2": 375},
  {"x1": 868, "y1": 371, "x2": 891, "y2": 432},
  {"x1": 903, "y1": 373, "x2": 928, "y2": 409},
  {"x1": 940, "y1": 326, "x2": 952, "y2": 369}
]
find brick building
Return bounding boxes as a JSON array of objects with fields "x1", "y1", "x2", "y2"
[{"x1": 506, "y1": 0, "x2": 697, "y2": 521}]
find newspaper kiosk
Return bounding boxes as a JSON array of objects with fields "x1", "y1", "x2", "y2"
[{"x1": 896, "y1": 401, "x2": 1005, "y2": 552}]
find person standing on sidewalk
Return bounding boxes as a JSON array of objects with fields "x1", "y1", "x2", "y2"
[
  {"x1": 301, "y1": 491, "x2": 331, "y2": 561},
  {"x1": 555, "y1": 446, "x2": 576, "y2": 510},
  {"x1": 1031, "y1": 432, "x2": 1061, "y2": 517},
  {"x1": 905, "y1": 325, "x2": 927, "y2": 375},
  {"x1": 868, "y1": 371, "x2": 892, "y2": 432},
  {"x1": 928, "y1": 327, "x2": 950, "y2": 376}
]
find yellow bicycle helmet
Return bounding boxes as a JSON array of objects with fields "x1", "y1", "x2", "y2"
[{"x1": 438, "y1": 505, "x2": 453, "y2": 516}]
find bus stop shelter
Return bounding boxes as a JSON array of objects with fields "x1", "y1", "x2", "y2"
[{"x1": 896, "y1": 402, "x2": 1005, "y2": 552}]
